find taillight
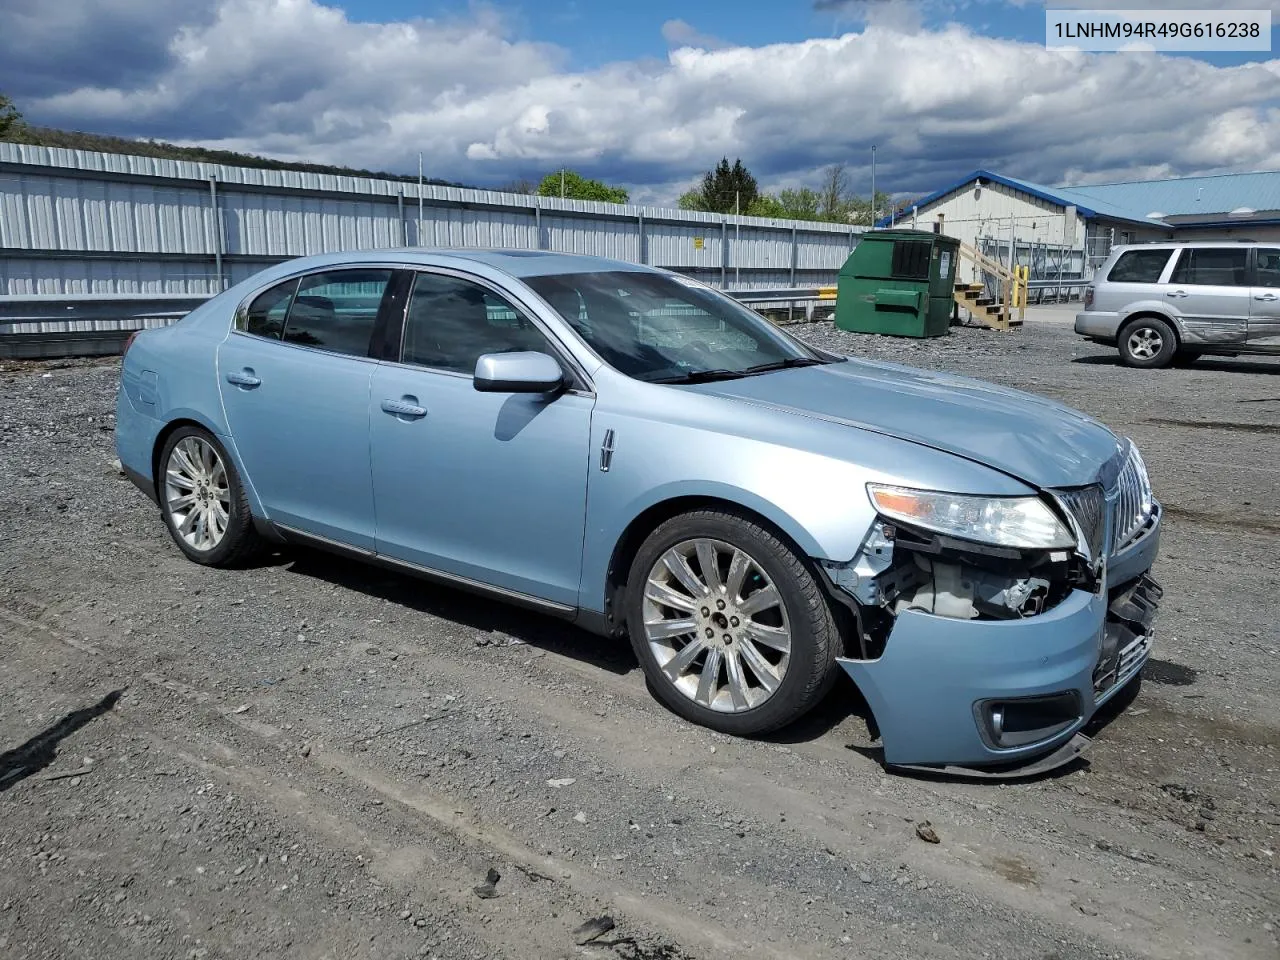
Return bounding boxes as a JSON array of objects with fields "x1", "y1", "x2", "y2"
[
  {"x1": 122, "y1": 330, "x2": 141, "y2": 357},
  {"x1": 1084, "y1": 285, "x2": 1094, "y2": 309}
]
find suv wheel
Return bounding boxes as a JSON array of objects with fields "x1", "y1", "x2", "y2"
[
  {"x1": 625, "y1": 508, "x2": 840, "y2": 736},
  {"x1": 1119, "y1": 317, "x2": 1177, "y2": 369}
]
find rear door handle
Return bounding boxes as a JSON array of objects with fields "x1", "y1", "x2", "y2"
[
  {"x1": 381, "y1": 397, "x2": 427, "y2": 419},
  {"x1": 1256, "y1": 293, "x2": 1280, "y2": 302},
  {"x1": 226, "y1": 369, "x2": 261, "y2": 387},
  {"x1": 1166, "y1": 290, "x2": 1189, "y2": 299}
]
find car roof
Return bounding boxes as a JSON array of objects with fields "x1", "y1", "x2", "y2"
[
  {"x1": 1112, "y1": 240, "x2": 1269, "y2": 250},
  {"x1": 261, "y1": 247, "x2": 655, "y2": 279}
]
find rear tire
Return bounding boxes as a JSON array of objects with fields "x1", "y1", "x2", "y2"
[
  {"x1": 625, "y1": 508, "x2": 840, "y2": 736},
  {"x1": 1118, "y1": 317, "x2": 1177, "y2": 369},
  {"x1": 158, "y1": 425, "x2": 264, "y2": 567}
]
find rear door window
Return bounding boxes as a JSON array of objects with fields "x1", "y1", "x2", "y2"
[
  {"x1": 280, "y1": 269, "x2": 394, "y2": 357},
  {"x1": 1106, "y1": 249, "x2": 1173, "y2": 283},
  {"x1": 1169, "y1": 248, "x2": 1250, "y2": 287},
  {"x1": 1255, "y1": 248, "x2": 1280, "y2": 288}
]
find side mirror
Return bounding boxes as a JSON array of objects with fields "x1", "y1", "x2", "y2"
[{"x1": 473, "y1": 351, "x2": 565, "y2": 394}]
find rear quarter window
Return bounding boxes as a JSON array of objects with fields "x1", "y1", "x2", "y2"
[{"x1": 1107, "y1": 249, "x2": 1173, "y2": 284}]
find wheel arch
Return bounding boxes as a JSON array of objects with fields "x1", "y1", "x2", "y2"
[
  {"x1": 151, "y1": 415, "x2": 268, "y2": 521},
  {"x1": 590, "y1": 491, "x2": 835, "y2": 639},
  {"x1": 1119, "y1": 310, "x2": 1181, "y2": 346}
]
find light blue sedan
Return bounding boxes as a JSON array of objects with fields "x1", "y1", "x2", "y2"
[{"x1": 115, "y1": 249, "x2": 1163, "y2": 776}]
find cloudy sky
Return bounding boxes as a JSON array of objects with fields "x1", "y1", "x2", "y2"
[{"x1": 1, "y1": 0, "x2": 1277, "y2": 204}]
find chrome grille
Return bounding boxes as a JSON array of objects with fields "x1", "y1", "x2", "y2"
[
  {"x1": 1054, "y1": 485, "x2": 1106, "y2": 559},
  {"x1": 1112, "y1": 443, "x2": 1154, "y2": 552}
]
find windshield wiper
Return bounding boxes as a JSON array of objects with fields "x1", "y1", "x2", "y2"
[
  {"x1": 648, "y1": 368, "x2": 747, "y2": 384},
  {"x1": 739, "y1": 357, "x2": 826, "y2": 375}
]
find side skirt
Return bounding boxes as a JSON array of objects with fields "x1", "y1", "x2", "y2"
[{"x1": 272, "y1": 523, "x2": 579, "y2": 622}]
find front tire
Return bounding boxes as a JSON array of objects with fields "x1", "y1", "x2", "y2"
[
  {"x1": 158, "y1": 425, "x2": 263, "y2": 567},
  {"x1": 1119, "y1": 317, "x2": 1177, "y2": 369},
  {"x1": 625, "y1": 508, "x2": 840, "y2": 736}
]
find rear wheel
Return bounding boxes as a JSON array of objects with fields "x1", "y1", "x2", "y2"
[
  {"x1": 159, "y1": 425, "x2": 264, "y2": 567},
  {"x1": 625, "y1": 508, "x2": 840, "y2": 736},
  {"x1": 1118, "y1": 316, "x2": 1177, "y2": 369}
]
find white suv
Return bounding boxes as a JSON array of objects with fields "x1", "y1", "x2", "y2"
[{"x1": 1075, "y1": 241, "x2": 1280, "y2": 368}]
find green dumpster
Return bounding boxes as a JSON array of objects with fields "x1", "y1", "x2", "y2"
[{"x1": 834, "y1": 229, "x2": 960, "y2": 337}]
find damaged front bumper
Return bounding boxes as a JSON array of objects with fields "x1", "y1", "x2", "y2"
[{"x1": 836, "y1": 510, "x2": 1162, "y2": 777}]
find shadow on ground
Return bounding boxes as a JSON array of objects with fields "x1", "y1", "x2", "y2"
[
  {"x1": 0, "y1": 689, "x2": 125, "y2": 792},
  {"x1": 283, "y1": 548, "x2": 639, "y2": 677}
]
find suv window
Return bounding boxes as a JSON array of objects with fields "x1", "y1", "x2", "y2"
[
  {"x1": 402, "y1": 273, "x2": 552, "y2": 374},
  {"x1": 242, "y1": 278, "x2": 298, "y2": 339},
  {"x1": 1169, "y1": 248, "x2": 1249, "y2": 287},
  {"x1": 280, "y1": 269, "x2": 393, "y2": 357},
  {"x1": 1257, "y1": 248, "x2": 1280, "y2": 289},
  {"x1": 1107, "y1": 249, "x2": 1173, "y2": 283}
]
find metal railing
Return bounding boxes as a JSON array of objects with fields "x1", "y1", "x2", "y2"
[{"x1": 1, "y1": 286, "x2": 843, "y2": 359}]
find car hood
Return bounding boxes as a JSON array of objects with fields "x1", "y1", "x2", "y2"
[{"x1": 683, "y1": 358, "x2": 1122, "y2": 489}]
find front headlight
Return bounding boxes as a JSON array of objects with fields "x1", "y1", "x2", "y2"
[{"x1": 867, "y1": 483, "x2": 1076, "y2": 550}]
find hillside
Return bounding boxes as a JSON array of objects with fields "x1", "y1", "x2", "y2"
[{"x1": 4, "y1": 126, "x2": 470, "y2": 187}]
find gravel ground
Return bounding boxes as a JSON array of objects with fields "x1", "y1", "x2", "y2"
[{"x1": 1, "y1": 318, "x2": 1277, "y2": 960}]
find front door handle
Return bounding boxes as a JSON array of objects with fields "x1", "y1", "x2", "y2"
[
  {"x1": 1255, "y1": 293, "x2": 1280, "y2": 302},
  {"x1": 1166, "y1": 290, "x2": 1189, "y2": 299},
  {"x1": 226, "y1": 369, "x2": 261, "y2": 387},
  {"x1": 381, "y1": 397, "x2": 427, "y2": 419}
]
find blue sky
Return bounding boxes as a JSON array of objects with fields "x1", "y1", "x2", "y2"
[
  {"x1": 355, "y1": 0, "x2": 1273, "y2": 68},
  {"x1": 1, "y1": 0, "x2": 1277, "y2": 204}
]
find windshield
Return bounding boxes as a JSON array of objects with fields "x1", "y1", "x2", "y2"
[{"x1": 523, "y1": 270, "x2": 839, "y2": 383}]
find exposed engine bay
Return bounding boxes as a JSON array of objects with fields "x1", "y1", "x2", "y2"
[{"x1": 824, "y1": 517, "x2": 1102, "y2": 660}]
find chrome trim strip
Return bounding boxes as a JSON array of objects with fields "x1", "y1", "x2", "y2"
[{"x1": 274, "y1": 523, "x2": 576, "y2": 616}]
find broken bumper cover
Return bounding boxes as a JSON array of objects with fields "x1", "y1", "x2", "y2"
[{"x1": 839, "y1": 519, "x2": 1162, "y2": 775}]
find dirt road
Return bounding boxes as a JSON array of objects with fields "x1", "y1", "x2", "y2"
[{"x1": 1, "y1": 320, "x2": 1276, "y2": 960}]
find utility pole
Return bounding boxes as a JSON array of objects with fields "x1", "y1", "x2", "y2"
[
  {"x1": 734, "y1": 190, "x2": 740, "y2": 287},
  {"x1": 417, "y1": 152, "x2": 424, "y2": 247},
  {"x1": 870, "y1": 144, "x2": 877, "y2": 229}
]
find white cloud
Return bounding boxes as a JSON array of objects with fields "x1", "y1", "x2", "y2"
[
  {"x1": 4, "y1": 0, "x2": 1278, "y2": 203},
  {"x1": 661, "y1": 19, "x2": 730, "y2": 50}
]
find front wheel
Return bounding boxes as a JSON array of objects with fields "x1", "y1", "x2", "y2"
[
  {"x1": 1118, "y1": 317, "x2": 1177, "y2": 369},
  {"x1": 625, "y1": 508, "x2": 840, "y2": 736},
  {"x1": 158, "y1": 425, "x2": 264, "y2": 567}
]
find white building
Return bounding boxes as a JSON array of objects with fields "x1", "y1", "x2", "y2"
[{"x1": 881, "y1": 169, "x2": 1280, "y2": 282}]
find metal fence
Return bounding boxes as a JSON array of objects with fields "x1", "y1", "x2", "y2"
[
  {"x1": 0, "y1": 143, "x2": 863, "y2": 300},
  {"x1": 977, "y1": 236, "x2": 1088, "y2": 303}
]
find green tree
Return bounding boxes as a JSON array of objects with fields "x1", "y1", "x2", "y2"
[
  {"x1": 682, "y1": 157, "x2": 759, "y2": 213},
  {"x1": 537, "y1": 169, "x2": 629, "y2": 203},
  {"x1": 846, "y1": 190, "x2": 895, "y2": 226},
  {"x1": 0, "y1": 93, "x2": 23, "y2": 140},
  {"x1": 778, "y1": 187, "x2": 822, "y2": 220}
]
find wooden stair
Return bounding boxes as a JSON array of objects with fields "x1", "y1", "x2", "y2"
[{"x1": 952, "y1": 246, "x2": 1024, "y2": 331}]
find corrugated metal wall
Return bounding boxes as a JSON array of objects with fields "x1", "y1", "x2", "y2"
[{"x1": 0, "y1": 143, "x2": 863, "y2": 296}]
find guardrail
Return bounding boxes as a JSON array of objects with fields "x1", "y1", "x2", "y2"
[{"x1": 1, "y1": 286, "x2": 844, "y2": 359}]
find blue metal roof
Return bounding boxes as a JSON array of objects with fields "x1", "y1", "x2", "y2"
[
  {"x1": 1065, "y1": 171, "x2": 1280, "y2": 217},
  {"x1": 879, "y1": 168, "x2": 1280, "y2": 228}
]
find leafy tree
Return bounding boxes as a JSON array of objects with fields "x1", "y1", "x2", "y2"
[
  {"x1": 778, "y1": 187, "x2": 822, "y2": 220},
  {"x1": 682, "y1": 157, "x2": 759, "y2": 213},
  {"x1": 0, "y1": 93, "x2": 23, "y2": 140},
  {"x1": 846, "y1": 190, "x2": 895, "y2": 226},
  {"x1": 537, "y1": 169, "x2": 629, "y2": 203},
  {"x1": 745, "y1": 194, "x2": 786, "y2": 218}
]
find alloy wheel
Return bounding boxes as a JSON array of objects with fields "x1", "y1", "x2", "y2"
[
  {"x1": 164, "y1": 436, "x2": 231, "y2": 552},
  {"x1": 1127, "y1": 326, "x2": 1163, "y2": 360},
  {"x1": 642, "y1": 538, "x2": 792, "y2": 713}
]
